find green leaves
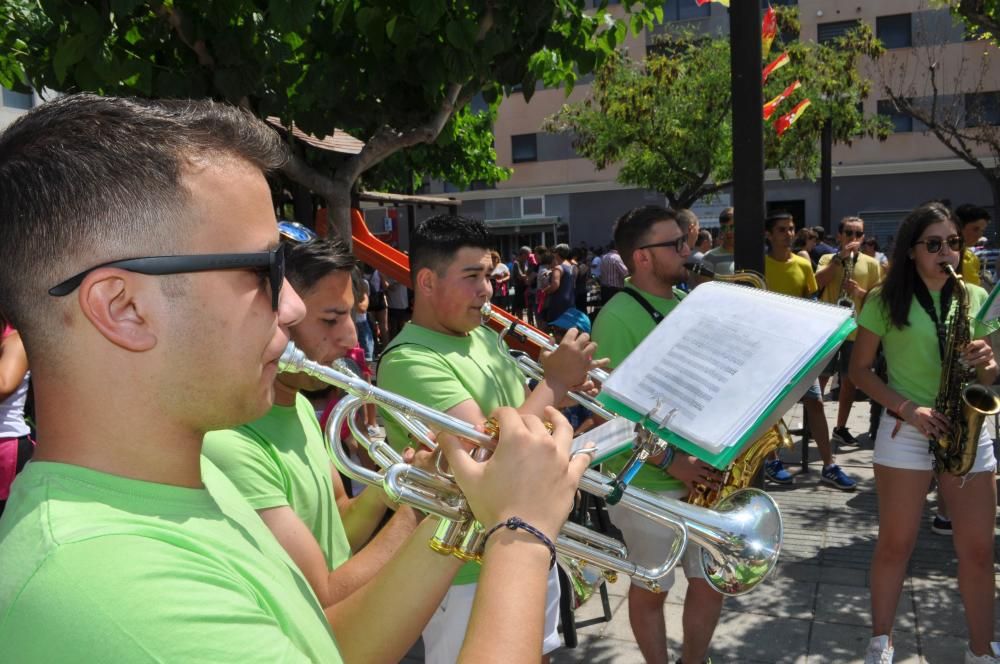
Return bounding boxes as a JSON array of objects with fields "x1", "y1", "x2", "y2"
[
  {"x1": 268, "y1": 0, "x2": 317, "y2": 33},
  {"x1": 52, "y1": 33, "x2": 90, "y2": 83}
]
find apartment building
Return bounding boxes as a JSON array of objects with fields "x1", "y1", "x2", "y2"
[
  {"x1": 0, "y1": 86, "x2": 34, "y2": 129},
  {"x1": 429, "y1": 0, "x2": 1000, "y2": 256}
]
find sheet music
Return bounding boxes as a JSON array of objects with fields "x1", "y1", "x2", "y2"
[
  {"x1": 977, "y1": 281, "x2": 1000, "y2": 326},
  {"x1": 602, "y1": 282, "x2": 853, "y2": 453},
  {"x1": 570, "y1": 416, "x2": 636, "y2": 464}
]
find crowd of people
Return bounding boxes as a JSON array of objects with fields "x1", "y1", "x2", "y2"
[{"x1": 1, "y1": 94, "x2": 999, "y2": 664}]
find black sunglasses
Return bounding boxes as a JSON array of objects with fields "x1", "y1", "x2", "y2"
[
  {"x1": 913, "y1": 235, "x2": 962, "y2": 254},
  {"x1": 48, "y1": 247, "x2": 286, "y2": 311},
  {"x1": 842, "y1": 230, "x2": 864, "y2": 239},
  {"x1": 639, "y1": 236, "x2": 687, "y2": 252}
]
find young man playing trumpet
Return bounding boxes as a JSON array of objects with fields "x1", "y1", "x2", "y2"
[
  {"x1": 591, "y1": 205, "x2": 725, "y2": 664},
  {"x1": 0, "y1": 94, "x2": 591, "y2": 662},
  {"x1": 202, "y1": 233, "x2": 426, "y2": 611},
  {"x1": 378, "y1": 213, "x2": 602, "y2": 663}
]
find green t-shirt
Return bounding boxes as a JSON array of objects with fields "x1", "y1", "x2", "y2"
[
  {"x1": 377, "y1": 323, "x2": 526, "y2": 585},
  {"x1": 202, "y1": 393, "x2": 352, "y2": 571},
  {"x1": 857, "y1": 283, "x2": 989, "y2": 407},
  {"x1": 0, "y1": 460, "x2": 341, "y2": 663},
  {"x1": 591, "y1": 279, "x2": 686, "y2": 491}
]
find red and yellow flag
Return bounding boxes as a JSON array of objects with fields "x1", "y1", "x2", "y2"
[
  {"x1": 775, "y1": 99, "x2": 812, "y2": 136},
  {"x1": 761, "y1": 7, "x2": 777, "y2": 58},
  {"x1": 696, "y1": 0, "x2": 730, "y2": 5},
  {"x1": 761, "y1": 52, "x2": 790, "y2": 84},
  {"x1": 763, "y1": 80, "x2": 801, "y2": 120}
]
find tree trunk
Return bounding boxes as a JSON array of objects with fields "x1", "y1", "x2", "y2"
[{"x1": 280, "y1": 154, "x2": 355, "y2": 243}]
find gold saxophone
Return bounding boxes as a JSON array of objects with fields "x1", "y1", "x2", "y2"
[
  {"x1": 931, "y1": 263, "x2": 1000, "y2": 475},
  {"x1": 835, "y1": 253, "x2": 857, "y2": 311}
]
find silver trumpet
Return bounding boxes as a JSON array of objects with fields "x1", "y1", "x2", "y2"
[
  {"x1": 279, "y1": 342, "x2": 784, "y2": 595},
  {"x1": 480, "y1": 303, "x2": 615, "y2": 420}
]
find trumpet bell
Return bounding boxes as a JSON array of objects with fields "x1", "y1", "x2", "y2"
[{"x1": 696, "y1": 488, "x2": 783, "y2": 596}]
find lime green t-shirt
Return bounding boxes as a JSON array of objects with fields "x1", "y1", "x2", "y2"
[
  {"x1": 0, "y1": 460, "x2": 341, "y2": 663},
  {"x1": 202, "y1": 393, "x2": 352, "y2": 571},
  {"x1": 591, "y1": 279, "x2": 686, "y2": 492},
  {"x1": 857, "y1": 283, "x2": 989, "y2": 407},
  {"x1": 765, "y1": 253, "x2": 818, "y2": 298},
  {"x1": 377, "y1": 323, "x2": 526, "y2": 586}
]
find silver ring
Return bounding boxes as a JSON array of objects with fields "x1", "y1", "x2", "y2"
[{"x1": 571, "y1": 446, "x2": 597, "y2": 459}]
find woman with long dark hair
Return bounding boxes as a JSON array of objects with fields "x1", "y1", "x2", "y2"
[{"x1": 850, "y1": 202, "x2": 999, "y2": 664}]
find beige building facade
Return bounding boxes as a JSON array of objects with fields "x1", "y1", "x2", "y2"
[{"x1": 431, "y1": 1, "x2": 1000, "y2": 257}]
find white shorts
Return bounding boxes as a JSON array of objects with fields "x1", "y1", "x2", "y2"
[
  {"x1": 873, "y1": 412, "x2": 997, "y2": 473},
  {"x1": 607, "y1": 487, "x2": 706, "y2": 591},
  {"x1": 421, "y1": 565, "x2": 562, "y2": 663}
]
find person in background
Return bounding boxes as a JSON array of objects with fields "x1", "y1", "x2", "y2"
[
  {"x1": 353, "y1": 268, "x2": 375, "y2": 363},
  {"x1": 862, "y1": 238, "x2": 890, "y2": 271},
  {"x1": 794, "y1": 227, "x2": 819, "y2": 264},
  {"x1": 546, "y1": 308, "x2": 597, "y2": 435},
  {"x1": 572, "y1": 247, "x2": 592, "y2": 314},
  {"x1": 0, "y1": 315, "x2": 31, "y2": 519},
  {"x1": 701, "y1": 207, "x2": 736, "y2": 276},
  {"x1": 691, "y1": 230, "x2": 713, "y2": 261},
  {"x1": 366, "y1": 266, "x2": 389, "y2": 355},
  {"x1": 599, "y1": 241, "x2": 629, "y2": 304},
  {"x1": 542, "y1": 244, "x2": 576, "y2": 325},
  {"x1": 676, "y1": 209, "x2": 700, "y2": 257},
  {"x1": 384, "y1": 275, "x2": 411, "y2": 342},
  {"x1": 489, "y1": 250, "x2": 510, "y2": 310},
  {"x1": 955, "y1": 204, "x2": 990, "y2": 287}
]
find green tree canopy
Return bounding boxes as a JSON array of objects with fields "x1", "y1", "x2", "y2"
[
  {"x1": 546, "y1": 14, "x2": 889, "y2": 209},
  {"x1": 0, "y1": 0, "x2": 660, "y2": 239}
]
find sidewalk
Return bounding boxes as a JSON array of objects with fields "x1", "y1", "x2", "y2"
[{"x1": 404, "y1": 399, "x2": 1000, "y2": 663}]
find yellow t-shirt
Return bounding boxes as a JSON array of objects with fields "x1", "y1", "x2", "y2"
[
  {"x1": 765, "y1": 253, "x2": 817, "y2": 298},
  {"x1": 817, "y1": 252, "x2": 883, "y2": 340},
  {"x1": 962, "y1": 248, "x2": 981, "y2": 286}
]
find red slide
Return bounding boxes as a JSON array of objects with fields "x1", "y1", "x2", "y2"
[{"x1": 351, "y1": 208, "x2": 546, "y2": 357}]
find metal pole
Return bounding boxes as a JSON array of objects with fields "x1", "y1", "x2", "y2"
[
  {"x1": 820, "y1": 119, "x2": 833, "y2": 234},
  {"x1": 729, "y1": 1, "x2": 765, "y2": 274}
]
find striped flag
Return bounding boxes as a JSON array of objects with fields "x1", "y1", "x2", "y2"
[
  {"x1": 761, "y1": 52, "x2": 790, "y2": 84},
  {"x1": 762, "y1": 7, "x2": 777, "y2": 58},
  {"x1": 763, "y1": 80, "x2": 802, "y2": 120},
  {"x1": 695, "y1": 0, "x2": 730, "y2": 5},
  {"x1": 775, "y1": 99, "x2": 812, "y2": 136}
]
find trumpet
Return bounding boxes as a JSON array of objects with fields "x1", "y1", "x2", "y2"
[
  {"x1": 279, "y1": 342, "x2": 784, "y2": 595},
  {"x1": 480, "y1": 303, "x2": 615, "y2": 420}
]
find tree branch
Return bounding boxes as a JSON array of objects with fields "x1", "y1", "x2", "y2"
[{"x1": 156, "y1": 4, "x2": 214, "y2": 68}]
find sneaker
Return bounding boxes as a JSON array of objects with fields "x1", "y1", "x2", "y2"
[
  {"x1": 931, "y1": 515, "x2": 953, "y2": 536},
  {"x1": 764, "y1": 459, "x2": 794, "y2": 485},
  {"x1": 965, "y1": 643, "x2": 1000, "y2": 663},
  {"x1": 821, "y1": 464, "x2": 857, "y2": 491},
  {"x1": 832, "y1": 426, "x2": 860, "y2": 447},
  {"x1": 865, "y1": 635, "x2": 894, "y2": 664}
]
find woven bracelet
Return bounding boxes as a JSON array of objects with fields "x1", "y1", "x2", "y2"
[{"x1": 484, "y1": 516, "x2": 556, "y2": 570}]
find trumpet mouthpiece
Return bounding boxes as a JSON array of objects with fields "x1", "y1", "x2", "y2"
[{"x1": 684, "y1": 262, "x2": 713, "y2": 277}]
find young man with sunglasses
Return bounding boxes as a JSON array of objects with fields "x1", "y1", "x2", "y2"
[
  {"x1": 763, "y1": 212, "x2": 857, "y2": 491},
  {"x1": 815, "y1": 216, "x2": 884, "y2": 449},
  {"x1": 591, "y1": 205, "x2": 725, "y2": 664},
  {"x1": 0, "y1": 94, "x2": 591, "y2": 662},
  {"x1": 956, "y1": 204, "x2": 991, "y2": 286}
]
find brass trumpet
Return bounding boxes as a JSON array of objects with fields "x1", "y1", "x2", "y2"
[{"x1": 278, "y1": 342, "x2": 784, "y2": 595}]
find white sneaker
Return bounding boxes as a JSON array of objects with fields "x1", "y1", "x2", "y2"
[
  {"x1": 865, "y1": 635, "x2": 894, "y2": 664},
  {"x1": 965, "y1": 643, "x2": 1000, "y2": 663}
]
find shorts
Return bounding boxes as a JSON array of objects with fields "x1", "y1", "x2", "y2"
[
  {"x1": 821, "y1": 341, "x2": 854, "y2": 378},
  {"x1": 799, "y1": 379, "x2": 823, "y2": 403},
  {"x1": 421, "y1": 566, "x2": 562, "y2": 662},
  {"x1": 607, "y1": 487, "x2": 706, "y2": 591},
  {"x1": 872, "y1": 411, "x2": 997, "y2": 473}
]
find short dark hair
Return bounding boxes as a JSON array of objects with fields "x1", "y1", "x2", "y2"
[
  {"x1": 0, "y1": 93, "x2": 287, "y2": 354},
  {"x1": 838, "y1": 216, "x2": 864, "y2": 234},
  {"x1": 675, "y1": 209, "x2": 699, "y2": 234},
  {"x1": 613, "y1": 205, "x2": 678, "y2": 272},
  {"x1": 765, "y1": 210, "x2": 794, "y2": 232},
  {"x1": 955, "y1": 203, "x2": 991, "y2": 226},
  {"x1": 696, "y1": 229, "x2": 713, "y2": 245},
  {"x1": 284, "y1": 236, "x2": 357, "y2": 295},
  {"x1": 410, "y1": 214, "x2": 492, "y2": 278},
  {"x1": 719, "y1": 208, "x2": 734, "y2": 225}
]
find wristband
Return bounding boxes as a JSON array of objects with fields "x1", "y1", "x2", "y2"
[
  {"x1": 655, "y1": 445, "x2": 676, "y2": 471},
  {"x1": 897, "y1": 399, "x2": 912, "y2": 417},
  {"x1": 484, "y1": 517, "x2": 556, "y2": 570}
]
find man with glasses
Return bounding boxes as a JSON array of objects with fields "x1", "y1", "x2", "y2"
[
  {"x1": 701, "y1": 207, "x2": 736, "y2": 276},
  {"x1": 815, "y1": 216, "x2": 884, "y2": 449},
  {"x1": 592, "y1": 206, "x2": 725, "y2": 664},
  {"x1": 0, "y1": 94, "x2": 591, "y2": 662},
  {"x1": 763, "y1": 211, "x2": 857, "y2": 491}
]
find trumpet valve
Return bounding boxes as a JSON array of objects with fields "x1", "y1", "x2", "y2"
[{"x1": 429, "y1": 518, "x2": 466, "y2": 557}]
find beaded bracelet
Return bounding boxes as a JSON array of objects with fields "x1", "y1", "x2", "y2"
[
  {"x1": 484, "y1": 516, "x2": 556, "y2": 570},
  {"x1": 655, "y1": 445, "x2": 676, "y2": 471}
]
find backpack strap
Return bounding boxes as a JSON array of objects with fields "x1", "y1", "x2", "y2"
[{"x1": 621, "y1": 287, "x2": 664, "y2": 325}]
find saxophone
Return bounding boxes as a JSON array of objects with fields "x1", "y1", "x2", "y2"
[
  {"x1": 689, "y1": 420, "x2": 794, "y2": 507},
  {"x1": 931, "y1": 263, "x2": 1000, "y2": 475},
  {"x1": 835, "y1": 253, "x2": 856, "y2": 311}
]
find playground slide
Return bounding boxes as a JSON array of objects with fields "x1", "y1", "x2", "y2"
[{"x1": 351, "y1": 208, "x2": 546, "y2": 357}]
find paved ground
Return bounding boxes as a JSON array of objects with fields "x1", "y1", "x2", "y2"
[{"x1": 404, "y1": 395, "x2": 1000, "y2": 663}]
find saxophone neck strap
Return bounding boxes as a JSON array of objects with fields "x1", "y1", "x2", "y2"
[
  {"x1": 913, "y1": 278, "x2": 956, "y2": 360},
  {"x1": 622, "y1": 287, "x2": 665, "y2": 325}
]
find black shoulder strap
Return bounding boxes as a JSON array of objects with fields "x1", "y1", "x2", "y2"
[{"x1": 622, "y1": 287, "x2": 664, "y2": 324}]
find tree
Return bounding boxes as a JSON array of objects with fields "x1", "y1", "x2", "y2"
[
  {"x1": 881, "y1": 4, "x2": 1000, "y2": 215},
  {"x1": 545, "y1": 14, "x2": 889, "y2": 209},
  {"x1": 953, "y1": 0, "x2": 1000, "y2": 38},
  {"x1": 0, "y1": 0, "x2": 661, "y2": 240}
]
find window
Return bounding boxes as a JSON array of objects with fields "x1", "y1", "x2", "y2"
[
  {"x1": 521, "y1": 196, "x2": 545, "y2": 217},
  {"x1": 878, "y1": 100, "x2": 913, "y2": 133},
  {"x1": 965, "y1": 92, "x2": 1000, "y2": 127},
  {"x1": 877, "y1": 14, "x2": 912, "y2": 49},
  {"x1": 817, "y1": 20, "x2": 861, "y2": 44},
  {"x1": 663, "y1": 0, "x2": 710, "y2": 21},
  {"x1": 511, "y1": 134, "x2": 538, "y2": 163},
  {"x1": 1, "y1": 87, "x2": 32, "y2": 110}
]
